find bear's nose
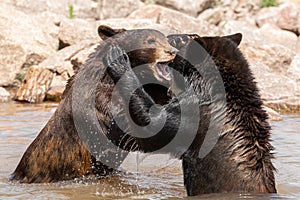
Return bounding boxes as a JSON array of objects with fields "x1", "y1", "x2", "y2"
[{"x1": 167, "y1": 47, "x2": 178, "y2": 55}]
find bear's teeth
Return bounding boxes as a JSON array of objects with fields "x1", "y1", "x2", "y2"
[{"x1": 156, "y1": 63, "x2": 171, "y2": 81}]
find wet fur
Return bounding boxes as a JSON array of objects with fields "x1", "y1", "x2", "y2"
[
  {"x1": 11, "y1": 26, "x2": 174, "y2": 183},
  {"x1": 104, "y1": 33, "x2": 276, "y2": 195}
]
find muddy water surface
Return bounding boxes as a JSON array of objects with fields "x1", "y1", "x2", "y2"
[{"x1": 0, "y1": 102, "x2": 299, "y2": 199}]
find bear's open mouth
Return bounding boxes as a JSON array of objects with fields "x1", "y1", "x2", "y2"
[{"x1": 155, "y1": 62, "x2": 171, "y2": 81}]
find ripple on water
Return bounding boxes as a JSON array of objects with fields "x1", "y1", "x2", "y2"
[{"x1": 0, "y1": 102, "x2": 299, "y2": 199}]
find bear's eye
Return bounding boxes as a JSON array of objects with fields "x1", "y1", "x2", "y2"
[{"x1": 147, "y1": 38, "x2": 156, "y2": 44}]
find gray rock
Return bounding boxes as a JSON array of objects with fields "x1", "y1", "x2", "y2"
[
  {"x1": 0, "y1": 37, "x2": 27, "y2": 87},
  {"x1": 5, "y1": 0, "x2": 98, "y2": 19},
  {"x1": 257, "y1": 24, "x2": 299, "y2": 52},
  {"x1": 256, "y1": 7, "x2": 280, "y2": 28},
  {"x1": 154, "y1": 0, "x2": 214, "y2": 17},
  {"x1": 0, "y1": 3, "x2": 56, "y2": 86},
  {"x1": 241, "y1": 41, "x2": 295, "y2": 75},
  {"x1": 44, "y1": 41, "x2": 98, "y2": 101},
  {"x1": 129, "y1": 5, "x2": 220, "y2": 35},
  {"x1": 197, "y1": 7, "x2": 226, "y2": 26},
  {"x1": 249, "y1": 61, "x2": 300, "y2": 113},
  {"x1": 98, "y1": 0, "x2": 144, "y2": 19},
  {"x1": 32, "y1": 11, "x2": 64, "y2": 50},
  {"x1": 220, "y1": 20, "x2": 259, "y2": 41},
  {"x1": 100, "y1": 18, "x2": 174, "y2": 34},
  {"x1": 210, "y1": 0, "x2": 261, "y2": 24},
  {"x1": 40, "y1": 40, "x2": 96, "y2": 73},
  {"x1": 14, "y1": 40, "x2": 97, "y2": 103},
  {"x1": 288, "y1": 54, "x2": 300, "y2": 82},
  {"x1": 0, "y1": 87, "x2": 10, "y2": 102},
  {"x1": 221, "y1": 19, "x2": 300, "y2": 112},
  {"x1": 45, "y1": 76, "x2": 68, "y2": 102},
  {"x1": 58, "y1": 18, "x2": 99, "y2": 46},
  {"x1": 277, "y1": 2, "x2": 300, "y2": 35}
]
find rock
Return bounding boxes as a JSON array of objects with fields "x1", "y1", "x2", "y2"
[
  {"x1": 5, "y1": 0, "x2": 98, "y2": 19},
  {"x1": 69, "y1": 0, "x2": 99, "y2": 19},
  {"x1": 241, "y1": 41, "x2": 295, "y2": 74},
  {"x1": 263, "y1": 106, "x2": 282, "y2": 121},
  {"x1": 249, "y1": 61, "x2": 300, "y2": 113},
  {"x1": 224, "y1": 0, "x2": 260, "y2": 20},
  {"x1": 32, "y1": 11, "x2": 63, "y2": 50},
  {"x1": 288, "y1": 54, "x2": 300, "y2": 81},
  {"x1": 45, "y1": 76, "x2": 67, "y2": 102},
  {"x1": 257, "y1": 24, "x2": 299, "y2": 52},
  {"x1": 70, "y1": 43, "x2": 99, "y2": 68},
  {"x1": 38, "y1": 40, "x2": 97, "y2": 102},
  {"x1": 197, "y1": 7, "x2": 226, "y2": 26},
  {"x1": 0, "y1": 3, "x2": 56, "y2": 86},
  {"x1": 256, "y1": 7, "x2": 280, "y2": 27},
  {"x1": 153, "y1": 0, "x2": 214, "y2": 17},
  {"x1": 14, "y1": 65, "x2": 54, "y2": 103},
  {"x1": 277, "y1": 2, "x2": 300, "y2": 35},
  {"x1": 220, "y1": 19, "x2": 299, "y2": 112},
  {"x1": 278, "y1": 0, "x2": 300, "y2": 4},
  {"x1": 222, "y1": 21, "x2": 297, "y2": 72},
  {"x1": 0, "y1": 87, "x2": 10, "y2": 102},
  {"x1": 220, "y1": 20, "x2": 258, "y2": 40},
  {"x1": 265, "y1": 99, "x2": 300, "y2": 113},
  {"x1": 40, "y1": 40, "x2": 96, "y2": 73},
  {"x1": 129, "y1": 5, "x2": 220, "y2": 35},
  {"x1": 58, "y1": 18, "x2": 100, "y2": 47},
  {"x1": 98, "y1": 0, "x2": 144, "y2": 19},
  {"x1": 249, "y1": 62, "x2": 296, "y2": 101},
  {"x1": 0, "y1": 37, "x2": 27, "y2": 87},
  {"x1": 213, "y1": 0, "x2": 261, "y2": 23}
]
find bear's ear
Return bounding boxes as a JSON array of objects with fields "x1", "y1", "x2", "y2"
[
  {"x1": 222, "y1": 33, "x2": 242, "y2": 46},
  {"x1": 98, "y1": 25, "x2": 126, "y2": 40},
  {"x1": 185, "y1": 37, "x2": 208, "y2": 65}
]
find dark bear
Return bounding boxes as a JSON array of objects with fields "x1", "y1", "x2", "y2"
[
  {"x1": 10, "y1": 25, "x2": 176, "y2": 183},
  {"x1": 103, "y1": 33, "x2": 276, "y2": 196}
]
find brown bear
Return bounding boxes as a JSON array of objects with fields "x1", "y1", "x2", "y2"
[
  {"x1": 10, "y1": 25, "x2": 176, "y2": 183},
  {"x1": 103, "y1": 33, "x2": 277, "y2": 196}
]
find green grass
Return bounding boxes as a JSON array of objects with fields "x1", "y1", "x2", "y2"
[
  {"x1": 260, "y1": 0, "x2": 278, "y2": 8},
  {"x1": 143, "y1": 0, "x2": 155, "y2": 4},
  {"x1": 15, "y1": 72, "x2": 26, "y2": 82},
  {"x1": 68, "y1": 3, "x2": 75, "y2": 19}
]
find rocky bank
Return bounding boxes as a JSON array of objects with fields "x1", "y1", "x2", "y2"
[{"x1": 0, "y1": 0, "x2": 299, "y2": 117}]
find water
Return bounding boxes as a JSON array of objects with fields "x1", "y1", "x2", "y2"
[{"x1": 0, "y1": 102, "x2": 299, "y2": 199}]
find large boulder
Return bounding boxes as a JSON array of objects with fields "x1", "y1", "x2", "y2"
[
  {"x1": 241, "y1": 41, "x2": 295, "y2": 74},
  {"x1": 220, "y1": 20, "x2": 259, "y2": 40},
  {"x1": 288, "y1": 54, "x2": 300, "y2": 81},
  {"x1": 197, "y1": 7, "x2": 226, "y2": 26},
  {"x1": 100, "y1": 18, "x2": 175, "y2": 35},
  {"x1": 257, "y1": 24, "x2": 299, "y2": 52},
  {"x1": 58, "y1": 18, "x2": 99, "y2": 47},
  {"x1": 128, "y1": 5, "x2": 220, "y2": 35},
  {"x1": 97, "y1": 0, "x2": 144, "y2": 19},
  {"x1": 0, "y1": 3, "x2": 56, "y2": 86},
  {"x1": 31, "y1": 11, "x2": 63, "y2": 49},
  {"x1": 14, "y1": 40, "x2": 98, "y2": 103},
  {"x1": 277, "y1": 2, "x2": 300, "y2": 35},
  {"x1": 249, "y1": 61, "x2": 299, "y2": 113},
  {"x1": 153, "y1": 0, "x2": 214, "y2": 17},
  {"x1": 221, "y1": 21, "x2": 297, "y2": 73},
  {"x1": 221, "y1": 19, "x2": 300, "y2": 112},
  {"x1": 4, "y1": 0, "x2": 98, "y2": 19},
  {"x1": 14, "y1": 65, "x2": 54, "y2": 103},
  {"x1": 0, "y1": 87, "x2": 10, "y2": 102},
  {"x1": 256, "y1": 7, "x2": 280, "y2": 28}
]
